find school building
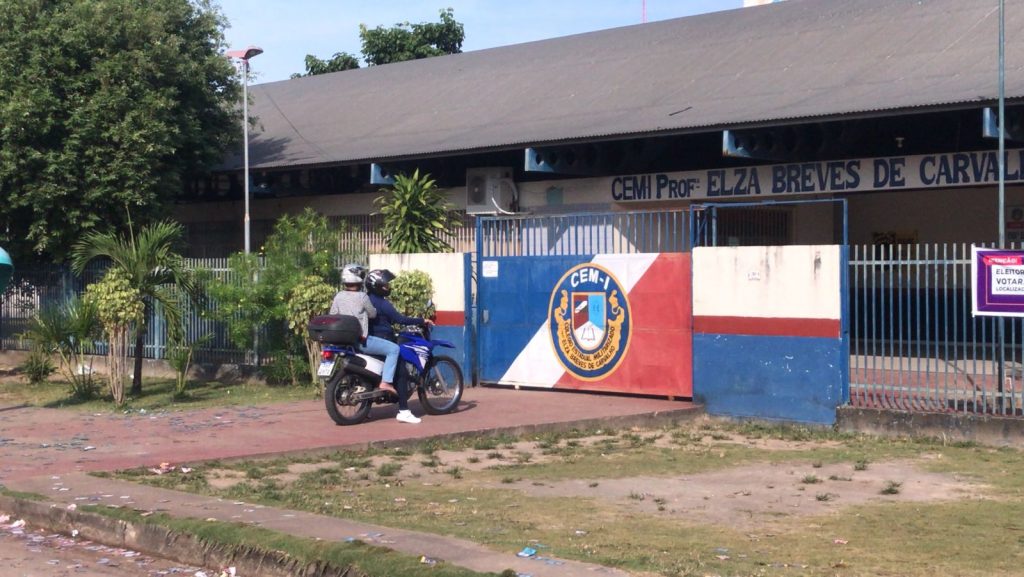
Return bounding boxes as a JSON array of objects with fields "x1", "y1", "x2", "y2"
[{"x1": 171, "y1": 0, "x2": 1024, "y2": 426}]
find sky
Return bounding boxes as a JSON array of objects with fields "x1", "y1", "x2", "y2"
[{"x1": 216, "y1": 0, "x2": 744, "y2": 84}]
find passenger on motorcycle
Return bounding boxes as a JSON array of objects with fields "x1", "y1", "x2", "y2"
[
  {"x1": 329, "y1": 264, "x2": 403, "y2": 405},
  {"x1": 365, "y1": 269, "x2": 432, "y2": 424}
]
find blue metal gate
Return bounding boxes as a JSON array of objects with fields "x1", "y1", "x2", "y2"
[{"x1": 473, "y1": 210, "x2": 692, "y2": 395}]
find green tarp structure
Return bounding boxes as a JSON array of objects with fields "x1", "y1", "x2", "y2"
[{"x1": 0, "y1": 247, "x2": 11, "y2": 294}]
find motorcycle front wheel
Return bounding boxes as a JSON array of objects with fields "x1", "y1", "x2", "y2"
[
  {"x1": 325, "y1": 372, "x2": 372, "y2": 425},
  {"x1": 418, "y1": 355, "x2": 464, "y2": 415}
]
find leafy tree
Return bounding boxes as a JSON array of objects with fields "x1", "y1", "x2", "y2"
[
  {"x1": 360, "y1": 8, "x2": 464, "y2": 66},
  {"x1": 70, "y1": 219, "x2": 197, "y2": 396},
  {"x1": 285, "y1": 275, "x2": 336, "y2": 386},
  {"x1": 374, "y1": 170, "x2": 461, "y2": 253},
  {"x1": 85, "y1": 268, "x2": 144, "y2": 406},
  {"x1": 291, "y1": 52, "x2": 360, "y2": 78},
  {"x1": 200, "y1": 251, "x2": 267, "y2": 358},
  {"x1": 0, "y1": 0, "x2": 239, "y2": 263},
  {"x1": 294, "y1": 8, "x2": 464, "y2": 77},
  {"x1": 203, "y1": 208, "x2": 363, "y2": 369}
]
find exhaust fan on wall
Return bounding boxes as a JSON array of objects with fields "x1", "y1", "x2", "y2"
[{"x1": 465, "y1": 167, "x2": 515, "y2": 215}]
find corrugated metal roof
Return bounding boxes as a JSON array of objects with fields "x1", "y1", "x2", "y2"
[{"x1": 240, "y1": 0, "x2": 1024, "y2": 171}]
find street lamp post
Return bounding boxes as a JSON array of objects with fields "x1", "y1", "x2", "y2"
[{"x1": 227, "y1": 46, "x2": 263, "y2": 254}]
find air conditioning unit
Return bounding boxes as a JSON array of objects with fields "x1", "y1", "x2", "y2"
[{"x1": 465, "y1": 167, "x2": 515, "y2": 215}]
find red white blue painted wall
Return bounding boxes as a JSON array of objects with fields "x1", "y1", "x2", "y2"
[
  {"x1": 692, "y1": 245, "x2": 849, "y2": 424},
  {"x1": 477, "y1": 253, "x2": 691, "y2": 397}
]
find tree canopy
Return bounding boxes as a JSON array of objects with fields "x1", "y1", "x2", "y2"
[
  {"x1": 361, "y1": 8, "x2": 464, "y2": 66},
  {"x1": 0, "y1": 0, "x2": 240, "y2": 263},
  {"x1": 291, "y1": 52, "x2": 360, "y2": 78},
  {"x1": 296, "y1": 8, "x2": 464, "y2": 77}
]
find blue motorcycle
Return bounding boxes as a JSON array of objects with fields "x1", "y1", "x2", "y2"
[{"x1": 315, "y1": 323, "x2": 464, "y2": 426}]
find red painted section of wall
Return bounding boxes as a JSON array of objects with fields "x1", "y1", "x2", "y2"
[
  {"x1": 693, "y1": 316, "x2": 840, "y2": 338},
  {"x1": 432, "y1": 310, "x2": 464, "y2": 326},
  {"x1": 555, "y1": 253, "x2": 693, "y2": 398}
]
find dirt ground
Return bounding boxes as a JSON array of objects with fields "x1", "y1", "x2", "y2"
[{"x1": 203, "y1": 432, "x2": 986, "y2": 533}]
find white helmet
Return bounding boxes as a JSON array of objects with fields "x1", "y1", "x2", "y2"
[{"x1": 341, "y1": 263, "x2": 366, "y2": 285}]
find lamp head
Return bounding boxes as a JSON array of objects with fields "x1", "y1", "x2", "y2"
[{"x1": 226, "y1": 46, "x2": 263, "y2": 61}]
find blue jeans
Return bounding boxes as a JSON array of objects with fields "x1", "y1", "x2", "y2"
[{"x1": 360, "y1": 335, "x2": 399, "y2": 384}]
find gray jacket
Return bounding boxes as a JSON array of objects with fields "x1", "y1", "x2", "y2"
[{"x1": 329, "y1": 290, "x2": 376, "y2": 338}]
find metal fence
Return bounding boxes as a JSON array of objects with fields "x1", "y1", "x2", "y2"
[
  {"x1": 476, "y1": 209, "x2": 691, "y2": 257},
  {"x1": 332, "y1": 213, "x2": 476, "y2": 257},
  {"x1": 184, "y1": 212, "x2": 477, "y2": 259},
  {"x1": 849, "y1": 243, "x2": 1024, "y2": 416},
  {"x1": 0, "y1": 259, "x2": 254, "y2": 364}
]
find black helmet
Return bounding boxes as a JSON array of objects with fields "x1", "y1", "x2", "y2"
[{"x1": 365, "y1": 269, "x2": 396, "y2": 296}]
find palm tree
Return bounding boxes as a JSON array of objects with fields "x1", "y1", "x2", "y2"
[
  {"x1": 374, "y1": 170, "x2": 460, "y2": 253},
  {"x1": 70, "y1": 219, "x2": 196, "y2": 396}
]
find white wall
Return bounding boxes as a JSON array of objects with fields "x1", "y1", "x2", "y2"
[
  {"x1": 368, "y1": 253, "x2": 465, "y2": 312},
  {"x1": 693, "y1": 245, "x2": 841, "y2": 320}
]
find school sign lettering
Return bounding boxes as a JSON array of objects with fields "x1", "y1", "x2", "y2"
[{"x1": 611, "y1": 148, "x2": 1024, "y2": 202}]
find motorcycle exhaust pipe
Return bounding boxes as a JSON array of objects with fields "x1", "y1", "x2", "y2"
[{"x1": 341, "y1": 360, "x2": 381, "y2": 383}]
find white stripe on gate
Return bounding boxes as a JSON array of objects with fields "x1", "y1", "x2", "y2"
[{"x1": 498, "y1": 254, "x2": 659, "y2": 387}]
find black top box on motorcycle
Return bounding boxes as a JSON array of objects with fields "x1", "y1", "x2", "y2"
[{"x1": 308, "y1": 314, "x2": 362, "y2": 345}]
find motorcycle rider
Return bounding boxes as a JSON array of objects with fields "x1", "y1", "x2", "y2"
[
  {"x1": 329, "y1": 264, "x2": 402, "y2": 403},
  {"x1": 365, "y1": 269, "x2": 433, "y2": 424}
]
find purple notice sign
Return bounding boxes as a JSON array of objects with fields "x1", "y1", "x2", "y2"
[{"x1": 972, "y1": 247, "x2": 1024, "y2": 317}]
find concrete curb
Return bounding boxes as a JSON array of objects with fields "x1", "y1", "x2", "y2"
[
  {"x1": 837, "y1": 406, "x2": 1024, "y2": 448},
  {"x1": 0, "y1": 494, "x2": 361, "y2": 577}
]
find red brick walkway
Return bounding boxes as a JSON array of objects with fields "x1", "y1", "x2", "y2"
[{"x1": 0, "y1": 385, "x2": 695, "y2": 481}]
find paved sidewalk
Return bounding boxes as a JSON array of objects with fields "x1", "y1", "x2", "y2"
[{"x1": 0, "y1": 386, "x2": 698, "y2": 576}]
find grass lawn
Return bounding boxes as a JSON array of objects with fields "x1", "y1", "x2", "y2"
[
  {"x1": 0, "y1": 376, "x2": 315, "y2": 413},
  {"x1": 112, "y1": 421, "x2": 1024, "y2": 577}
]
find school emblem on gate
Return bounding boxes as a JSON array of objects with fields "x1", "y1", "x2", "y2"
[{"x1": 549, "y1": 263, "x2": 631, "y2": 380}]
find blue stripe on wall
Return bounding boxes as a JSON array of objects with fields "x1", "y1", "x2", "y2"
[{"x1": 693, "y1": 334, "x2": 844, "y2": 425}]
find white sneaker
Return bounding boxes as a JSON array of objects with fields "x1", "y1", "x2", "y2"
[{"x1": 396, "y1": 410, "x2": 421, "y2": 424}]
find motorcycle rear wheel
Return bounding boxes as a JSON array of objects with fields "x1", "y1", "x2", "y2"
[
  {"x1": 418, "y1": 355, "x2": 464, "y2": 415},
  {"x1": 325, "y1": 372, "x2": 372, "y2": 425}
]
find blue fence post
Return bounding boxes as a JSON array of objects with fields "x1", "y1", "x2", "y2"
[
  {"x1": 463, "y1": 250, "x2": 476, "y2": 386},
  {"x1": 473, "y1": 216, "x2": 485, "y2": 386}
]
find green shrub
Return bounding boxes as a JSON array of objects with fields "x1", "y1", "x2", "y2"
[
  {"x1": 166, "y1": 333, "x2": 212, "y2": 396},
  {"x1": 285, "y1": 275, "x2": 335, "y2": 386},
  {"x1": 21, "y1": 297, "x2": 100, "y2": 398},
  {"x1": 389, "y1": 270, "x2": 435, "y2": 319},
  {"x1": 201, "y1": 209, "x2": 363, "y2": 359},
  {"x1": 263, "y1": 350, "x2": 307, "y2": 387},
  {"x1": 21, "y1": 348, "x2": 55, "y2": 384}
]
